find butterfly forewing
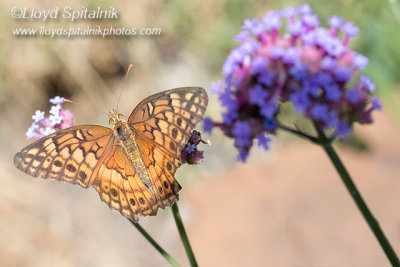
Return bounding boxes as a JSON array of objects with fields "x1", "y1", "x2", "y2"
[
  {"x1": 14, "y1": 125, "x2": 114, "y2": 188},
  {"x1": 128, "y1": 87, "x2": 208, "y2": 157}
]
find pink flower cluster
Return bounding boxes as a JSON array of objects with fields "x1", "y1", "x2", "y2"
[{"x1": 25, "y1": 96, "x2": 74, "y2": 140}]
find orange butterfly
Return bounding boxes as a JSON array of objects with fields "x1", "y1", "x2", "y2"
[{"x1": 14, "y1": 87, "x2": 208, "y2": 222}]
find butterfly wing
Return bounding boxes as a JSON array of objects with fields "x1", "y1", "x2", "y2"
[
  {"x1": 91, "y1": 143, "x2": 161, "y2": 222},
  {"x1": 133, "y1": 129, "x2": 182, "y2": 209},
  {"x1": 14, "y1": 125, "x2": 161, "y2": 222},
  {"x1": 14, "y1": 87, "x2": 209, "y2": 222},
  {"x1": 14, "y1": 125, "x2": 114, "y2": 188},
  {"x1": 128, "y1": 87, "x2": 208, "y2": 205},
  {"x1": 128, "y1": 87, "x2": 208, "y2": 156}
]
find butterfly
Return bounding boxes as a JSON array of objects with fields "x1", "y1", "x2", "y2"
[{"x1": 14, "y1": 87, "x2": 208, "y2": 222}]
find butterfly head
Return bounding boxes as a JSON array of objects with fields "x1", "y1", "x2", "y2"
[
  {"x1": 109, "y1": 109, "x2": 127, "y2": 127},
  {"x1": 109, "y1": 109, "x2": 131, "y2": 140}
]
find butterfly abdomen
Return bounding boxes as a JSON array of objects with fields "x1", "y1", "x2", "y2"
[
  {"x1": 113, "y1": 119, "x2": 181, "y2": 213},
  {"x1": 113, "y1": 121, "x2": 156, "y2": 194}
]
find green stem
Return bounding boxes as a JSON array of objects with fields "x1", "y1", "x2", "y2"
[
  {"x1": 171, "y1": 203, "x2": 198, "y2": 267},
  {"x1": 129, "y1": 219, "x2": 181, "y2": 267},
  {"x1": 278, "y1": 123, "x2": 320, "y2": 144},
  {"x1": 313, "y1": 125, "x2": 400, "y2": 267}
]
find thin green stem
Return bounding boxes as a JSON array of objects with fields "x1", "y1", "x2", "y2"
[
  {"x1": 171, "y1": 203, "x2": 198, "y2": 267},
  {"x1": 278, "y1": 123, "x2": 320, "y2": 144},
  {"x1": 313, "y1": 125, "x2": 400, "y2": 267},
  {"x1": 129, "y1": 219, "x2": 181, "y2": 267}
]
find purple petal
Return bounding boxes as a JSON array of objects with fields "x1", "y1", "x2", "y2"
[
  {"x1": 353, "y1": 54, "x2": 368, "y2": 69},
  {"x1": 342, "y1": 21, "x2": 359, "y2": 37},
  {"x1": 329, "y1": 16, "x2": 343, "y2": 28}
]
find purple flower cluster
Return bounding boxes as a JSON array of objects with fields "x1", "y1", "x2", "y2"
[
  {"x1": 25, "y1": 96, "x2": 74, "y2": 140},
  {"x1": 205, "y1": 4, "x2": 381, "y2": 162},
  {"x1": 180, "y1": 130, "x2": 208, "y2": 165}
]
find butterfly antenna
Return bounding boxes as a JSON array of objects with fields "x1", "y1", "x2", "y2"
[
  {"x1": 63, "y1": 99, "x2": 79, "y2": 105},
  {"x1": 116, "y1": 64, "x2": 133, "y2": 112}
]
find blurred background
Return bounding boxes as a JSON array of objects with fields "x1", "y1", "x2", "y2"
[{"x1": 1, "y1": 0, "x2": 400, "y2": 266}]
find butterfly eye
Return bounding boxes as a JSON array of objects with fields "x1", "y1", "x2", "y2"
[{"x1": 116, "y1": 126, "x2": 123, "y2": 135}]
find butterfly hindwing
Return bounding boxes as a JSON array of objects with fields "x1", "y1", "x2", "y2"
[
  {"x1": 134, "y1": 129, "x2": 182, "y2": 208},
  {"x1": 128, "y1": 87, "x2": 208, "y2": 157},
  {"x1": 91, "y1": 144, "x2": 159, "y2": 222},
  {"x1": 14, "y1": 125, "x2": 114, "y2": 188}
]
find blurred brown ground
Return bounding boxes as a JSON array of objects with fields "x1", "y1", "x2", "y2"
[
  {"x1": 184, "y1": 110, "x2": 400, "y2": 267},
  {"x1": 1, "y1": 0, "x2": 400, "y2": 266}
]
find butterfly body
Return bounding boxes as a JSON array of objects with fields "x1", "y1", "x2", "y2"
[
  {"x1": 14, "y1": 87, "x2": 208, "y2": 222},
  {"x1": 109, "y1": 109, "x2": 155, "y2": 195}
]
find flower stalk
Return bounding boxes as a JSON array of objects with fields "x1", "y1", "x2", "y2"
[
  {"x1": 278, "y1": 123, "x2": 320, "y2": 144},
  {"x1": 172, "y1": 203, "x2": 198, "y2": 267},
  {"x1": 129, "y1": 220, "x2": 181, "y2": 267},
  {"x1": 312, "y1": 125, "x2": 400, "y2": 266}
]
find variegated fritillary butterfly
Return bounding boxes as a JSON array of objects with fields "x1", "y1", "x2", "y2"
[{"x1": 14, "y1": 87, "x2": 208, "y2": 222}]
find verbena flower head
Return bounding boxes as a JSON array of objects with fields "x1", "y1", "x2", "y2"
[
  {"x1": 181, "y1": 130, "x2": 208, "y2": 165},
  {"x1": 205, "y1": 4, "x2": 381, "y2": 162},
  {"x1": 25, "y1": 96, "x2": 74, "y2": 140}
]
